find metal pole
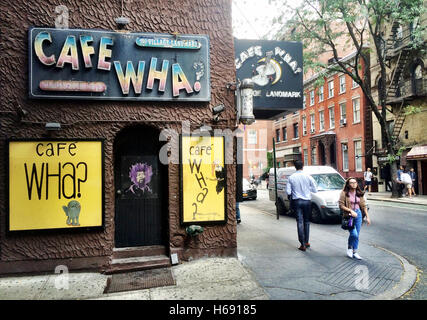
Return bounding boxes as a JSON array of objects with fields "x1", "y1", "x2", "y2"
[{"x1": 273, "y1": 137, "x2": 279, "y2": 220}]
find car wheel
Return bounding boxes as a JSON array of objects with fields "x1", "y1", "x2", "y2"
[
  {"x1": 310, "y1": 205, "x2": 322, "y2": 223},
  {"x1": 277, "y1": 199, "x2": 287, "y2": 215}
]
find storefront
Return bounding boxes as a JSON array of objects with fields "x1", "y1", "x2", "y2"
[
  {"x1": 406, "y1": 145, "x2": 427, "y2": 195},
  {"x1": 0, "y1": 0, "x2": 238, "y2": 274}
]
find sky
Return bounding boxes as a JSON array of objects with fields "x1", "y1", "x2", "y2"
[{"x1": 232, "y1": 0, "x2": 302, "y2": 40}]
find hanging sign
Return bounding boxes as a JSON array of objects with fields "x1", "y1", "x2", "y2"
[
  {"x1": 180, "y1": 135, "x2": 226, "y2": 225},
  {"x1": 8, "y1": 140, "x2": 104, "y2": 231},
  {"x1": 28, "y1": 27, "x2": 210, "y2": 101},
  {"x1": 234, "y1": 39, "x2": 303, "y2": 118}
]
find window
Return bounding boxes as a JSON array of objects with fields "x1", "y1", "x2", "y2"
[
  {"x1": 340, "y1": 102, "x2": 346, "y2": 120},
  {"x1": 339, "y1": 75, "x2": 346, "y2": 93},
  {"x1": 342, "y1": 144, "x2": 349, "y2": 171},
  {"x1": 303, "y1": 148, "x2": 308, "y2": 165},
  {"x1": 303, "y1": 94, "x2": 306, "y2": 109},
  {"x1": 283, "y1": 127, "x2": 287, "y2": 141},
  {"x1": 248, "y1": 130, "x2": 257, "y2": 145},
  {"x1": 352, "y1": 77, "x2": 359, "y2": 88},
  {"x1": 293, "y1": 123, "x2": 299, "y2": 139},
  {"x1": 310, "y1": 90, "x2": 315, "y2": 106},
  {"x1": 302, "y1": 116, "x2": 307, "y2": 135},
  {"x1": 328, "y1": 80, "x2": 334, "y2": 98},
  {"x1": 310, "y1": 114, "x2": 315, "y2": 133},
  {"x1": 275, "y1": 129, "x2": 280, "y2": 142},
  {"x1": 318, "y1": 86, "x2": 324, "y2": 102},
  {"x1": 354, "y1": 140, "x2": 362, "y2": 171},
  {"x1": 352, "y1": 97, "x2": 360, "y2": 123},
  {"x1": 311, "y1": 147, "x2": 317, "y2": 165},
  {"x1": 329, "y1": 106, "x2": 335, "y2": 129},
  {"x1": 319, "y1": 111, "x2": 325, "y2": 131}
]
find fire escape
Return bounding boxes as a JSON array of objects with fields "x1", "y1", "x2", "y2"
[{"x1": 384, "y1": 21, "x2": 412, "y2": 144}]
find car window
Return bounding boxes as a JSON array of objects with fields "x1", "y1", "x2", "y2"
[
  {"x1": 243, "y1": 178, "x2": 251, "y2": 189},
  {"x1": 311, "y1": 173, "x2": 345, "y2": 191}
]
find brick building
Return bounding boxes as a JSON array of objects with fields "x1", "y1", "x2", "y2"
[{"x1": 273, "y1": 50, "x2": 373, "y2": 183}]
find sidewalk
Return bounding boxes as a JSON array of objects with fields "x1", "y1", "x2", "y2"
[
  {"x1": 366, "y1": 192, "x2": 427, "y2": 207},
  {"x1": 0, "y1": 202, "x2": 418, "y2": 300}
]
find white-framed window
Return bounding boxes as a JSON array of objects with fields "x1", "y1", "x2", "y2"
[
  {"x1": 339, "y1": 75, "x2": 346, "y2": 93},
  {"x1": 310, "y1": 90, "x2": 315, "y2": 106},
  {"x1": 311, "y1": 147, "x2": 317, "y2": 165},
  {"x1": 352, "y1": 97, "x2": 360, "y2": 123},
  {"x1": 340, "y1": 102, "x2": 347, "y2": 120},
  {"x1": 248, "y1": 129, "x2": 257, "y2": 145},
  {"x1": 310, "y1": 114, "x2": 315, "y2": 133},
  {"x1": 293, "y1": 123, "x2": 299, "y2": 139},
  {"x1": 354, "y1": 140, "x2": 362, "y2": 171},
  {"x1": 342, "y1": 143, "x2": 349, "y2": 171},
  {"x1": 352, "y1": 77, "x2": 359, "y2": 88},
  {"x1": 275, "y1": 129, "x2": 280, "y2": 142},
  {"x1": 318, "y1": 86, "x2": 324, "y2": 102},
  {"x1": 319, "y1": 110, "x2": 325, "y2": 131},
  {"x1": 302, "y1": 116, "x2": 307, "y2": 135},
  {"x1": 303, "y1": 94, "x2": 306, "y2": 109},
  {"x1": 329, "y1": 106, "x2": 335, "y2": 129},
  {"x1": 303, "y1": 148, "x2": 308, "y2": 166},
  {"x1": 328, "y1": 80, "x2": 334, "y2": 98}
]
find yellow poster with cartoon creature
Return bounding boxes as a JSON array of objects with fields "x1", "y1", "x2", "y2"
[
  {"x1": 181, "y1": 135, "x2": 226, "y2": 224},
  {"x1": 8, "y1": 140, "x2": 103, "y2": 231}
]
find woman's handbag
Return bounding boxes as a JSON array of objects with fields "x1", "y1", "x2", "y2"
[
  {"x1": 341, "y1": 214, "x2": 354, "y2": 230},
  {"x1": 341, "y1": 197, "x2": 356, "y2": 230}
]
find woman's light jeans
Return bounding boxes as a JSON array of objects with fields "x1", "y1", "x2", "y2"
[{"x1": 348, "y1": 208, "x2": 363, "y2": 250}]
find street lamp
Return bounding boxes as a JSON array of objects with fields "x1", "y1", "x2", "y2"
[{"x1": 229, "y1": 78, "x2": 255, "y2": 125}]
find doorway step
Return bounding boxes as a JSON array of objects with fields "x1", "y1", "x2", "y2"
[{"x1": 104, "y1": 245, "x2": 171, "y2": 274}]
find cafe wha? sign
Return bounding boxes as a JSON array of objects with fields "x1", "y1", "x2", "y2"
[{"x1": 28, "y1": 27, "x2": 210, "y2": 101}]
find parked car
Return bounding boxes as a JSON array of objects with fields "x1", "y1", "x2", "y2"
[
  {"x1": 243, "y1": 178, "x2": 257, "y2": 200},
  {"x1": 268, "y1": 166, "x2": 353, "y2": 223}
]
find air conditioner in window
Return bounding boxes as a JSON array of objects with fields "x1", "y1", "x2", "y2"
[
  {"x1": 342, "y1": 144, "x2": 348, "y2": 151},
  {"x1": 310, "y1": 128, "x2": 315, "y2": 133},
  {"x1": 340, "y1": 119, "x2": 347, "y2": 126}
]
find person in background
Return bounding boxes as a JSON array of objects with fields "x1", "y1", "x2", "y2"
[
  {"x1": 400, "y1": 169, "x2": 413, "y2": 199},
  {"x1": 409, "y1": 168, "x2": 417, "y2": 196},
  {"x1": 397, "y1": 165, "x2": 405, "y2": 197},
  {"x1": 339, "y1": 177, "x2": 371, "y2": 260},
  {"x1": 363, "y1": 167, "x2": 373, "y2": 192},
  {"x1": 286, "y1": 160, "x2": 318, "y2": 252},
  {"x1": 236, "y1": 162, "x2": 243, "y2": 224}
]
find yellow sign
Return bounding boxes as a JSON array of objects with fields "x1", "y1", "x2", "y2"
[
  {"x1": 8, "y1": 140, "x2": 103, "y2": 231},
  {"x1": 181, "y1": 135, "x2": 226, "y2": 224}
]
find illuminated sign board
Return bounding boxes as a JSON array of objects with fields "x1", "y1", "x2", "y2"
[
  {"x1": 29, "y1": 27, "x2": 210, "y2": 101},
  {"x1": 234, "y1": 39, "x2": 303, "y2": 118},
  {"x1": 8, "y1": 140, "x2": 104, "y2": 231},
  {"x1": 180, "y1": 135, "x2": 226, "y2": 225}
]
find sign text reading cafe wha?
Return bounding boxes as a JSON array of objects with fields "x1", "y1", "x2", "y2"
[{"x1": 28, "y1": 28, "x2": 210, "y2": 101}]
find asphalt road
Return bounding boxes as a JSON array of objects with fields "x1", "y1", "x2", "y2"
[{"x1": 242, "y1": 188, "x2": 427, "y2": 300}]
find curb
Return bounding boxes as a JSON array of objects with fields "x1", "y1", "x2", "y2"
[
  {"x1": 370, "y1": 246, "x2": 418, "y2": 300},
  {"x1": 367, "y1": 197, "x2": 427, "y2": 207}
]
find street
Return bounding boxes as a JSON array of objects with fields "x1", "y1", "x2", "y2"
[{"x1": 239, "y1": 188, "x2": 427, "y2": 300}]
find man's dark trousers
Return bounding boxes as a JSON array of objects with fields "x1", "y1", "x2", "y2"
[{"x1": 293, "y1": 199, "x2": 312, "y2": 245}]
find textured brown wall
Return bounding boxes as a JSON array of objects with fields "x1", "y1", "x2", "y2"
[{"x1": 0, "y1": 0, "x2": 237, "y2": 270}]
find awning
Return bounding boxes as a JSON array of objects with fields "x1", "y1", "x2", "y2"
[{"x1": 406, "y1": 145, "x2": 427, "y2": 160}]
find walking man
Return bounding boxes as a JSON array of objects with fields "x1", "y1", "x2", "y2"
[
  {"x1": 286, "y1": 160, "x2": 318, "y2": 251},
  {"x1": 363, "y1": 167, "x2": 373, "y2": 192}
]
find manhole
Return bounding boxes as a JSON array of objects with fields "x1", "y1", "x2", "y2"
[
  {"x1": 320, "y1": 259, "x2": 402, "y2": 295},
  {"x1": 104, "y1": 268, "x2": 176, "y2": 294}
]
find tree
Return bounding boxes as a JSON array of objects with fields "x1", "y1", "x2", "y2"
[{"x1": 269, "y1": 0, "x2": 426, "y2": 197}]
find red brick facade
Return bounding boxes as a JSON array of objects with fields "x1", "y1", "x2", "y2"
[{"x1": 274, "y1": 53, "x2": 372, "y2": 182}]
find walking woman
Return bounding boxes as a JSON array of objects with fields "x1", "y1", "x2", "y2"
[{"x1": 339, "y1": 178, "x2": 371, "y2": 260}]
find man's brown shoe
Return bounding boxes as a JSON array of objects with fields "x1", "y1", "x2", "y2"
[
  {"x1": 305, "y1": 243, "x2": 310, "y2": 248},
  {"x1": 298, "y1": 245, "x2": 306, "y2": 251}
]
